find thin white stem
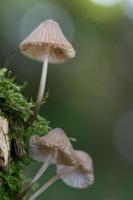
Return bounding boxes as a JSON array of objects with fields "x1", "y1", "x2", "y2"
[
  {"x1": 34, "y1": 48, "x2": 49, "y2": 115},
  {"x1": 29, "y1": 166, "x2": 76, "y2": 200},
  {"x1": 37, "y1": 50, "x2": 49, "y2": 104},
  {"x1": 29, "y1": 172, "x2": 65, "y2": 200},
  {"x1": 31, "y1": 155, "x2": 52, "y2": 184},
  {"x1": 15, "y1": 156, "x2": 52, "y2": 200}
]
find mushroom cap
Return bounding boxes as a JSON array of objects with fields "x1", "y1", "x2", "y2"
[
  {"x1": 57, "y1": 150, "x2": 94, "y2": 189},
  {"x1": 29, "y1": 128, "x2": 76, "y2": 166},
  {"x1": 19, "y1": 19, "x2": 75, "y2": 63}
]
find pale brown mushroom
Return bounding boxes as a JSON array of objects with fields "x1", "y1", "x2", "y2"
[
  {"x1": 29, "y1": 150, "x2": 94, "y2": 200},
  {"x1": 57, "y1": 150, "x2": 94, "y2": 188},
  {"x1": 29, "y1": 128, "x2": 76, "y2": 184},
  {"x1": 19, "y1": 19, "x2": 76, "y2": 115}
]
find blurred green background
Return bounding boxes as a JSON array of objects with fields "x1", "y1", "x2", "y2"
[{"x1": 1, "y1": 0, "x2": 133, "y2": 199}]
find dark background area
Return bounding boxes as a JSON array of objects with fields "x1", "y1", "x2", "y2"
[{"x1": 0, "y1": 0, "x2": 133, "y2": 199}]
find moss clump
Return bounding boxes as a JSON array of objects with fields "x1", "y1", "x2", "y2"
[{"x1": 0, "y1": 68, "x2": 50, "y2": 200}]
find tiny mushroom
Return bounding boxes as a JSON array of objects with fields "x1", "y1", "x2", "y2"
[
  {"x1": 57, "y1": 150, "x2": 94, "y2": 188},
  {"x1": 29, "y1": 128, "x2": 76, "y2": 184},
  {"x1": 19, "y1": 19, "x2": 76, "y2": 115},
  {"x1": 29, "y1": 150, "x2": 94, "y2": 200}
]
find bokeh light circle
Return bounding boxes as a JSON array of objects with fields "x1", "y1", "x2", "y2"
[
  {"x1": 113, "y1": 111, "x2": 133, "y2": 163},
  {"x1": 19, "y1": 3, "x2": 75, "y2": 43}
]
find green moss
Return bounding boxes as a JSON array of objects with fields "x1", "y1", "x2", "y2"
[{"x1": 0, "y1": 68, "x2": 50, "y2": 200}]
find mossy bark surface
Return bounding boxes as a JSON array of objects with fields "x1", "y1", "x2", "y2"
[{"x1": 0, "y1": 68, "x2": 50, "y2": 200}]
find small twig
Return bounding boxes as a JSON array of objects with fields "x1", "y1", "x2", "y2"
[
  {"x1": 15, "y1": 183, "x2": 33, "y2": 200},
  {"x1": 4, "y1": 47, "x2": 17, "y2": 68}
]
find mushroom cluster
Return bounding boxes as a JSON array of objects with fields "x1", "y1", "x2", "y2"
[
  {"x1": 29, "y1": 128, "x2": 94, "y2": 200},
  {"x1": 16, "y1": 128, "x2": 94, "y2": 200},
  {"x1": 17, "y1": 19, "x2": 94, "y2": 200}
]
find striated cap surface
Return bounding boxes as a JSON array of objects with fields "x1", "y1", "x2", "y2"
[
  {"x1": 29, "y1": 128, "x2": 76, "y2": 165},
  {"x1": 19, "y1": 19, "x2": 75, "y2": 63}
]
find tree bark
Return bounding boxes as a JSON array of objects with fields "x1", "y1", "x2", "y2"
[{"x1": 0, "y1": 116, "x2": 9, "y2": 170}]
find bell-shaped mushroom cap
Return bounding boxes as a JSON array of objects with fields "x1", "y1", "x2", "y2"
[
  {"x1": 57, "y1": 150, "x2": 94, "y2": 189},
  {"x1": 29, "y1": 128, "x2": 76, "y2": 165},
  {"x1": 19, "y1": 19, "x2": 75, "y2": 63}
]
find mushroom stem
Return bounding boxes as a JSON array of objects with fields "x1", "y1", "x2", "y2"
[
  {"x1": 15, "y1": 155, "x2": 52, "y2": 200},
  {"x1": 34, "y1": 48, "x2": 50, "y2": 116},
  {"x1": 29, "y1": 171, "x2": 66, "y2": 200},
  {"x1": 31, "y1": 156, "x2": 51, "y2": 184}
]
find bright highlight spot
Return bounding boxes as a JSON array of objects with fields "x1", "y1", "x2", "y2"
[
  {"x1": 19, "y1": 3, "x2": 75, "y2": 43},
  {"x1": 122, "y1": 0, "x2": 133, "y2": 19},
  {"x1": 89, "y1": 0, "x2": 122, "y2": 7}
]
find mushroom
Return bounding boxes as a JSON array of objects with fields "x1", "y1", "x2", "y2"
[
  {"x1": 19, "y1": 19, "x2": 76, "y2": 116},
  {"x1": 57, "y1": 150, "x2": 94, "y2": 188},
  {"x1": 29, "y1": 128, "x2": 76, "y2": 184},
  {"x1": 29, "y1": 150, "x2": 94, "y2": 200}
]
